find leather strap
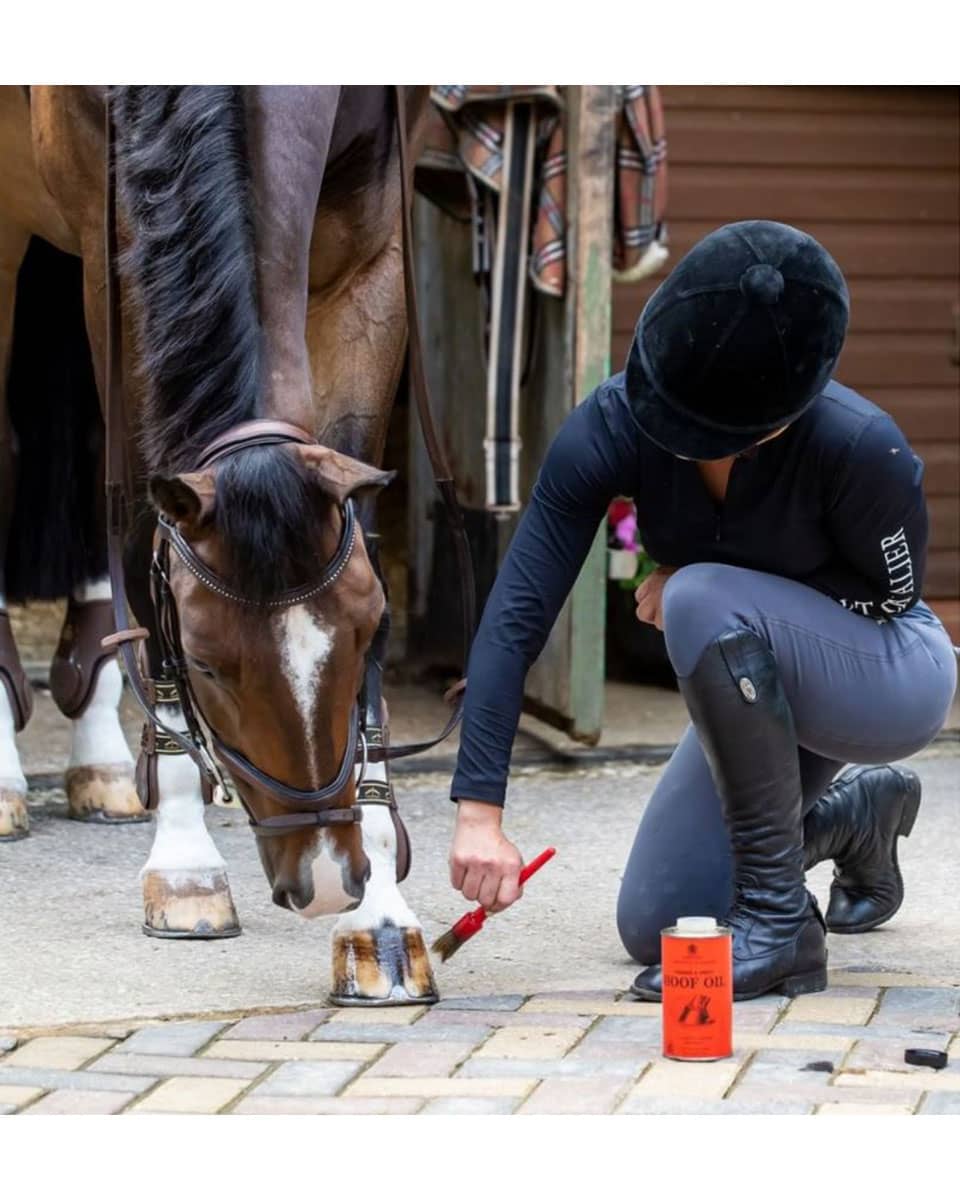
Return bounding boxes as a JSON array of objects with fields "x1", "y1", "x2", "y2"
[
  {"x1": 155, "y1": 499, "x2": 356, "y2": 609},
  {"x1": 197, "y1": 419, "x2": 316, "y2": 469}
]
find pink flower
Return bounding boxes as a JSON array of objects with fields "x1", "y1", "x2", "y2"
[{"x1": 614, "y1": 513, "x2": 638, "y2": 551}]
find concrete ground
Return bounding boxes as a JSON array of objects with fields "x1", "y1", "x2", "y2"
[{"x1": 1, "y1": 604, "x2": 957, "y2": 1114}]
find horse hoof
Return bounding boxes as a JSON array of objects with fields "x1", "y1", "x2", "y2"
[
  {"x1": 142, "y1": 868, "x2": 242, "y2": 939},
  {"x1": 66, "y1": 765, "x2": 150, "y2": 824},
  {"x1": 0, "y1": 789, "x2": 30, "y2": 840},
  {"x1": 329, "y1": 925, "x2": 439, "y2": 1007}
]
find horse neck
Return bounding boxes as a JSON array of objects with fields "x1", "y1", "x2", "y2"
[{"x1": 246, "y1": 86, "x2": 342, "y2": 429}]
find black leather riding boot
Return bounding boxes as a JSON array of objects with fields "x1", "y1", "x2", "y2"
[
  {"x1": 631, "y1": 629, "x2": 827, "y2": 1003},
  {"x1": 802, "y1": 765, "x2": 921, "y2": 935}
]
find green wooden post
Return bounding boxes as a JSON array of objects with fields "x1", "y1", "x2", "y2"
[{"x1": 523, "y1": 86, "x2": 615, "y2": 744}]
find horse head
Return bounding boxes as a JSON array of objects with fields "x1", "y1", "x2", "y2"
[{"x1": 149, "y1": 440, "x2": 393, "y2": 914}]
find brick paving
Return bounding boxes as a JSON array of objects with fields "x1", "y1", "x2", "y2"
[{"x1": 1, "y1": 971, "x2": 957, "y2": 1115}]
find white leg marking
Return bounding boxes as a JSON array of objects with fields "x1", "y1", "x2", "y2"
[
  {"x1": 0, "y1": 685, "x2": 27, "y2": 795},
  {"x1": 275, "y1": 605, "x2": 333, "y2": 784},
  {"x1": 332, "y1": 754, "x2": 418, "y2": 935},
  {"x1": 142, "y1": 706, "x2": 224, "y2": 874},
  {"x1": 69, "y1": 658, "x2": 134, "y2": 770},
  {"x1": 72, "y1": 577, "x2": 112, "y2": 603}
]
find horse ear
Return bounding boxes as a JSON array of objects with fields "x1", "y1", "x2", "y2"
[
  {"x1": 296, "y1": 445, "x2": 396, "y2": 505},
  {"x1": 149, "y1": 472, "x2": 216, "y2": 532}
]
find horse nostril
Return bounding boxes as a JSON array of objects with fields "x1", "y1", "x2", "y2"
[{"x1": 271, "y1": 884, "x2": 293, "y2": 911}]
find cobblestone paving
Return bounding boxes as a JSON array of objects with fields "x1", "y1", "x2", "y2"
[{"x1": 1, "y1": 970, "x2": 958, "y2": 1115}]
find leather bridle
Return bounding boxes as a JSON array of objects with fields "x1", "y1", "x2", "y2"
[{"x1": 102, "y1": 86, "x2": 477, "y2": 840}]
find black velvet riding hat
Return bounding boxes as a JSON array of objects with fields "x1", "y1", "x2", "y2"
[{"x1": 625, "y1": 220, "x2": 850, "y2": 460}]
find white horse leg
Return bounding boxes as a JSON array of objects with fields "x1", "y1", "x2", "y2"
[
  {"x1": 63, "y1": 579, "x2": 146, "y2": 822},
  {"x1": 140, "y1": 701, "x2": 241, "y2": 939},
  {"x1": 327, "y1": 719, "x2": 437, "y2": 1006},
  {"x1": 0, "y1": 656, "x2": 29, "y2": 840}
]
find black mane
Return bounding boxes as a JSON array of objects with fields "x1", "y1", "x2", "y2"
[
  {"x1": 112, "y1": 85, "x2": 260, "y2": 473},
  {"x1": 113, "y1": 86, "x2": 336, "y2": 605},
  {"x1": 215, "y1": 447, "x2": 328, "y2": 607}
]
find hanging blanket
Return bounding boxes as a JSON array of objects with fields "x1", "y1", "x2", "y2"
[{"x1": 416, "y1": 84, "x2": 669, "y2": 297}]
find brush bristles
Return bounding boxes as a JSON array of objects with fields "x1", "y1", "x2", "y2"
[{"x1": 430, "y1": 928, "x2": 465, "y2": 963}]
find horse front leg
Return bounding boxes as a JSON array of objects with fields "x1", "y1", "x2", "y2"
[
  {"x1": 119, "y1": 513, "x2": 242, "y2": 939},
  {"x1": 328, "y1": 517, "x2": 438, "y2": 1006},
  {"x1": 139, "y1": 697, "x2": 241, "y2": 939}
]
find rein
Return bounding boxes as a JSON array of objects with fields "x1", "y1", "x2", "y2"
[{"x1": 102, "y1": 86, "x2": 476, "y2": 837}]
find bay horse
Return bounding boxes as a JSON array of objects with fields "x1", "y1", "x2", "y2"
[{"x1": 0, "y1": 85, "x2": 439, "y2": 1005}]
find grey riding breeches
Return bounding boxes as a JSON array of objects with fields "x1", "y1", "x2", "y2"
[{"x1": 616, "y1": 564, "x2": 957, "y2": 964}]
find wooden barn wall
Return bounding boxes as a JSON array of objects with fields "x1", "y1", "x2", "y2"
[{"x1": 612, "y1": 86, "x2": 960, "y2": 636}]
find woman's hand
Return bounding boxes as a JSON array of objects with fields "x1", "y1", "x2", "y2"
[
  {"x1": 450, "y1": 800, "x2": 525, "y2": 914},
  {"x1": 634, "y1": 566, "x2": 677, "y2": 630}
]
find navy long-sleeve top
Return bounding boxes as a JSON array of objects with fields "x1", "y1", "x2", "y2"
[{"x1": 450, "y1": 375, "x2": 929, "y2": 806}]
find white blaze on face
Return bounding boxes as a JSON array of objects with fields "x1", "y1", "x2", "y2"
[{"x1": 275, "y1": 604, "x2": 334, "y2": 784}]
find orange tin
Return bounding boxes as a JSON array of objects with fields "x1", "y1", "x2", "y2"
[{"x1": 661, "y1": 916, "x2": 733, "y2": 1061}]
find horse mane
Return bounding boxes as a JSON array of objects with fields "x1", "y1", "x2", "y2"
[
  {"x1": 111, "y1": 85, "x2": 260, "y2": 474},
  {"x1": 113, "y1": 86, "x2": 335, "y2": 605}
]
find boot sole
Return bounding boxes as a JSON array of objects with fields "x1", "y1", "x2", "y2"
[
  {"x1": 827, "y1": 773, "x2": 921, "y2": 935},
  {"x1": 630, "y1": 967, "x2": 828, "y2": 1004}
]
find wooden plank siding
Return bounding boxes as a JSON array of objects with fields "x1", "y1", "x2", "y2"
[{"x1": 612, "y1": 85, "x2": 960, "y2": 639}]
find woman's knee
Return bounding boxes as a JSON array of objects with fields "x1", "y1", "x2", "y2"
[
  {"x1": 662, "y1": 563, "x2": 760, "y2": 676},
  {"x1": 616, "y1": 884, "x2": 664, "y2": 965}
]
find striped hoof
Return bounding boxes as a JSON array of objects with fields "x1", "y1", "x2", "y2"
[
  {"x1": 0, "y1": 789, "x2": 30, "y2": 841},
  {"x1": 66, "y1": 764, "x2": 149, "y2": 824},
  {"x1": 329, "y1": 924, "x2": 439, "y2": 1007},
  {"x1": 142, "y1": 868, "x2": 242, "y2": 939}
]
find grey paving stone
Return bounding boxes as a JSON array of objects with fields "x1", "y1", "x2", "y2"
[
  {"x1": 568, "y1": 1038, "x2": 657, "y2": 1064},
  {"x1": 618, "y1": 1095, "x2": 815, "y2": 1115},
  {"x1": 23, "y1": 1089, "x2": 136, "y2": 1115},
  {"x1": 219, "y1": 1010, "x2": 332, "y2": 1041},
  {"x1": 731, "y1": 1083, "x2": 920, "y2": 1109},
  {"x1": 586, "y1": 1017, "x2": 661, "y2": 1044},
  {"x1": 92, "y1": 1051, "x2": 267, "y2": 1080},
  {"x1": 119, "y1": 1020, "x2": 228, "y2": 1057},
  {"x1": 737, "y1": 1051, "x2": 841, "y2": 1088},
  {"x1": 434, "y1": 995, "x2": 526, "y2": 1011},
  {"x1": 248, "y1": 1060, "x2": 365, "y2": 1097},
  {"x1": 0, "y1": 1065, "x2": 156, "y2": 1093},
  {"x1": 845, "y1": 1035, "x2": 953, "y2": 1073},
  {"x1": 233, "y1": 1095, "x2": 424, "y2": 1115},
  {"x1": 918, "y1": 1092, "x2": 960, "y2": 1114},
  {"x1": 773, "y1": 1022, "x2": 922, "y2": 1042},
  {"x1": 0, "y1": 1037, "x2": 17, "y2": 1053},
  {"x1": 457, "y1": 1056, "x2": 643, "y2": 1079},
  {"x1": 419, "y1": 1096, "x2": 519, "y2": 1114},
  {"x1": 309, "y1": 1022, "x2": 491, "y2": 1045},
  {"x1": 420, "y1": 1010, "x2": 592, "y2": 1031},
  {"x1": 871, "y1": 988, "x2": 960, "y2": 1032}
]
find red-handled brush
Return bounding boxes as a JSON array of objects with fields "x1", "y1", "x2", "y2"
[{"x1": 430, "y1": 847, "x2": 556, "y2": 963}]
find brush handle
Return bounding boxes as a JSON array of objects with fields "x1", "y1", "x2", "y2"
[
  {"x1": 458, "y1": 847, "x2": 557, "y2": 927},
  {"x1": 518, "y1": 846, "x2": 556, "y2": 887}
]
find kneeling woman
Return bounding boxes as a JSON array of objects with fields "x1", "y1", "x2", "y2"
[{"x1": 446, "y1": 220, "x2": 957, "y2": 1001}]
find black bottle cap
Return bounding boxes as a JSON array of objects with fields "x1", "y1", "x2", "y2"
[{"x1": 904, "y1": 1048, "x2": 948, "y2": 1070}]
